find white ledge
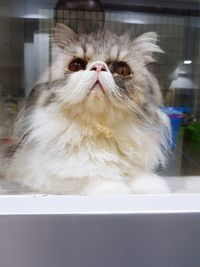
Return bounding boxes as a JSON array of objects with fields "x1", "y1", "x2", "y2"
[{"x1": 0, "y1": 194, "x2": 200, "y2": 215}]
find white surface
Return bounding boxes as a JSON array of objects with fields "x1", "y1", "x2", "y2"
[{"x1": 1, "y1": 194, "x2": 200, "y2": 215}]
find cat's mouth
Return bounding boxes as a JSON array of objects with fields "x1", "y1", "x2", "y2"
[{"x1": 90, "y1": 81, "x2": 105, "y2": 93}]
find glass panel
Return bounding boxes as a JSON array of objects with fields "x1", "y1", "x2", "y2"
[{"x1": 0, "y1": 0, "x2": 200, "y2": 194}]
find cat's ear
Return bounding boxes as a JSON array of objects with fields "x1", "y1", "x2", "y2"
[
  {"x1": 52, "y1": 23, "x2": 77, "y2": 49},
  {"x1": 132, "y1": 32, "x2": 163, "y2": 64}
]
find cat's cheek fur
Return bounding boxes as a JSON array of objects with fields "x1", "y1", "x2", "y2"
[
  {"x1": 98, "y1": 72, "x2": 117, "y2": 95},
  {"x1": 56, "y1": 71, "x2": 97, "y2": 105}
]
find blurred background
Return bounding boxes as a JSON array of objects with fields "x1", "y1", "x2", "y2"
[{"x1": 0, "y1": 0, "x2": 200, "y2": 178}]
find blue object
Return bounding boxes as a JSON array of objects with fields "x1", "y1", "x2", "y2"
[{"x1": 161, "y1": 107, "x2": 191, "y2": 148}]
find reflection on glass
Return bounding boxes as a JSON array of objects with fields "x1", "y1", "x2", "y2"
[{"x1": 0, "y1": 0, "x2": 200, "y2": 193}]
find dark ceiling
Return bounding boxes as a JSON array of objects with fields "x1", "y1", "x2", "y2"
[{"x1": 1, "y1": 0, "x2": 200, "y2": 17}]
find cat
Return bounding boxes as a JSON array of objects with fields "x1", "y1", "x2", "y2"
[{"x1": 6, "y1": 24, "x2": 171, "y2": 195}]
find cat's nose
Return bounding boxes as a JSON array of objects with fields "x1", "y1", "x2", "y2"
[{"x1": 90, "y1": 63, "x2": 108, "y2": 72}]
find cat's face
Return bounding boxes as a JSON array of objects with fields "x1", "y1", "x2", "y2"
[{"x1": 39, "y1": 24, "x2": 163, "y2": 117}]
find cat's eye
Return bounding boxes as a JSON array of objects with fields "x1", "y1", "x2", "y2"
[
  {"x1": 68, "y1": 58, "x2": 87, "y2": 72},
  {"x1": 112, "y1": 62, "x2": 131, "y2": 76}
]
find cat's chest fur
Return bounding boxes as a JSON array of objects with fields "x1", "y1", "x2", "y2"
[
  {"x1": 27, "y1": 106, "x2": 160, "y2": 177},
  {"x1": 24, "y1": 106, "x2": 138, "y2": 176},
  {"x1": 7, "y1": 106, "x2": 167, "y2": 194},
  {"x1": 31, "y1": 106, "x2": 133, "y2": 159}
]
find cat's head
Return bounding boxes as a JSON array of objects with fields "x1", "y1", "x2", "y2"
[{"x1": 38, "y1": 24, "x2": 163, "y2": 118}]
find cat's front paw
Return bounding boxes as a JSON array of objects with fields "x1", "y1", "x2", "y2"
[
  {"x1": 129, "y1": 174, "x2": 170, "y2": 194},
  {"x1": 82, "y1": 180, "x2": 131, "y2": 195}
]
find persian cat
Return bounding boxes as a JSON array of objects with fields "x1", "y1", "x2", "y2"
[{"x1": 6, "y1": 24, "x2": 171, "y2": 195}]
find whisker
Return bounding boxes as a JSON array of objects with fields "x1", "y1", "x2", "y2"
[{"x1": 112, "y1": 87, "x2": 154, "y2": 127}]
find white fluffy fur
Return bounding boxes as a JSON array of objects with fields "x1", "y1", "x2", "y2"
[
  {"x1": 6, "y1": 25, "x2": 171, "y2": 194},
  {"x1": 8, "y1": 105, "x2": 170, "y2": 194}
]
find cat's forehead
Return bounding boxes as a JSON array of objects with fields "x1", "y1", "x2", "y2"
[{"x1": 73, "y1": 31, "x2": 131, "y2": 62}]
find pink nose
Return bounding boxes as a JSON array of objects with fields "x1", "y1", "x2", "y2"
[{"x1": 90, "y1": 63, "x2": 107, "y2": 72}]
